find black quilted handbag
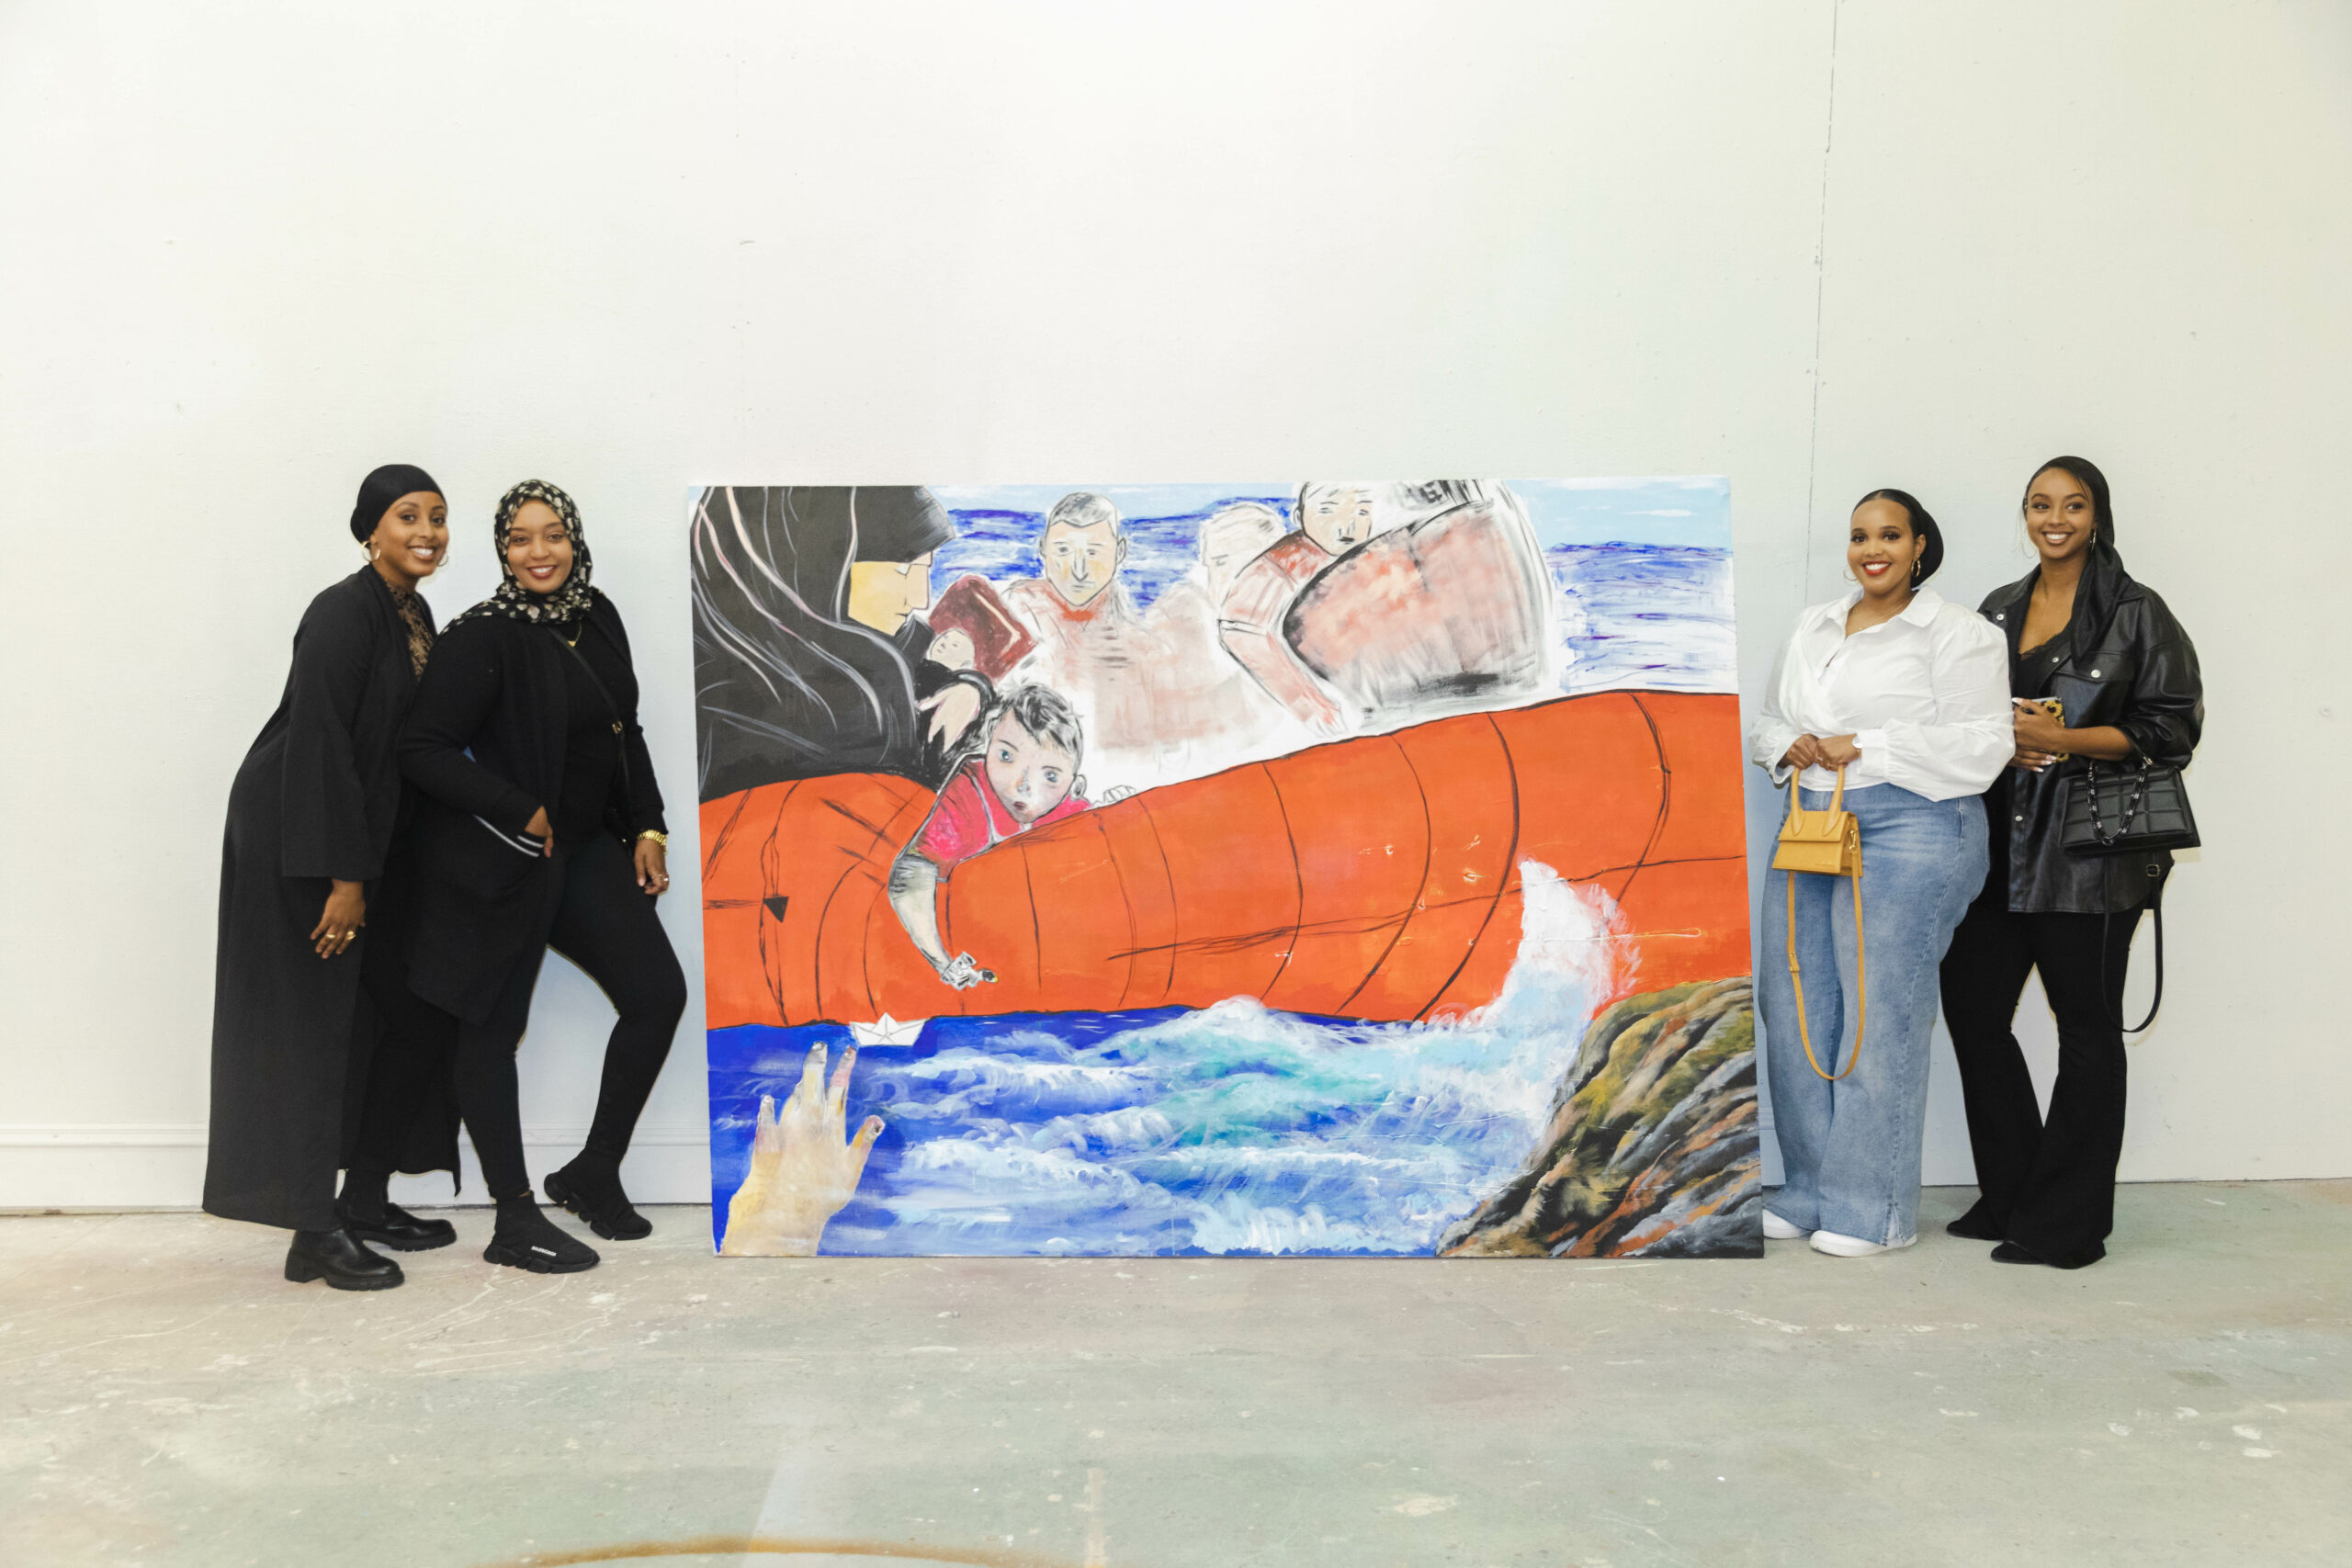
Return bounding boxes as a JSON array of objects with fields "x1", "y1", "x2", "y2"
[{"x1": 2061, "y1": 759, "x2": 2199, "y2": 855}]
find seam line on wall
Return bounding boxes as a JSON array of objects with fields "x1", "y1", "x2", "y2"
[{"x1": 1801, "y1": 0, "x2": 1844, "y2": 594}]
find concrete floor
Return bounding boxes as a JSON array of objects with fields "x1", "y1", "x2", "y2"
[{"x1": 1, "y1": 1183, "x2": 2346, "y2": 1568}]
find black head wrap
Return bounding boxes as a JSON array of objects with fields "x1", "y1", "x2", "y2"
[
  {"x1": 454, "y1": 479, "x2": 597, "y2": 628},
  {"x1": 845, "y1": 486, "x2": 956, "y2": 563},
  {"x1": 349, "y1": 464, "x2": 445, "y2": 542}
]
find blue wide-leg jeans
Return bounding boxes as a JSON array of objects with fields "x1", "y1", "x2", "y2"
[{"x1": 1761, "y1": 783, "x2": 1986, "y2": 1247}]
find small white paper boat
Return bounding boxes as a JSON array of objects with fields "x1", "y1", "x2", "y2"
[{"x1": 846, "y1": 1013, "x2": 928, "y2": 1048}]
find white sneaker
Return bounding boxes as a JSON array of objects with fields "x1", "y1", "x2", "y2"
[
  {"x1": 1809, "y1": 1229, "x2": 1917, "y2": 1258},
  {"x1": 1762, "y1": 1211, "x2": 1809, "y2": 1241}
]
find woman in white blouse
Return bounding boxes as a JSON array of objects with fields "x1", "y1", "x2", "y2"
[{"x1": 1747, "y1": 490, "x2": 2010, "y2": 1257}]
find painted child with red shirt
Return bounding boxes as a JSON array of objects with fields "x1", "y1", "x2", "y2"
[{"x1": 888, "y1": 683, "x2": 1125, "y2": 990}]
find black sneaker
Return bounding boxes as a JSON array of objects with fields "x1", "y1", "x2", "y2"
[
  {"x1": 544, "y1": 1158, "x2": 652, "y2": 1241},
  {"x1": 336, "y1": 1198, "x2": 458, "y2": 1252},
  {"x1": 482, "y1": 1193, "x2": 599, "y2": 1274}
]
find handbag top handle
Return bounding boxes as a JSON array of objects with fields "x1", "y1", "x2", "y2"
[{"x1": 1783, "y1": 761, "x2": 1848, "y2": 825}]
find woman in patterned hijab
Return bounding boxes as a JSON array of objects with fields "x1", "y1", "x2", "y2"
[
  {"x1": 400, "y1": 475, "x2": 684, "y2": 1279},
  {"x1": 454, "y1": 479, "x2": 598, "y2": 627}
]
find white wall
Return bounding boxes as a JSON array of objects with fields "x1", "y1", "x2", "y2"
[{"x1": 3, "y1": 1, "x2": 2345, "y2": 1209}]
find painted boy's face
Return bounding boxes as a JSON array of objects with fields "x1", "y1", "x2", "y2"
[
  {"x1": 985, "y1": 712, "x2": 1077, "y2": 824},
  {"x1": 1040, "y1": 520, "x2": 1125, "y2": 609}
]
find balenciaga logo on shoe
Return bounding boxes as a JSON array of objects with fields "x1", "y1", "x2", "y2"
[{"x1": 532, "y1": 1246, "x2": 558, "y2": 1257}]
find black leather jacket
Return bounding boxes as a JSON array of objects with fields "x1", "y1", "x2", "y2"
[{"x1": 1977, "y1": 552, "x2": 2201, "y2": 913}]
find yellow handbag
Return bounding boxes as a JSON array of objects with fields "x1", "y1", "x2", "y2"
[{"x1": 1772, "y1": 764, "x2": 1864, "y2": 1080}]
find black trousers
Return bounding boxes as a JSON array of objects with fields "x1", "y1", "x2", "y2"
[
  {"x1": 1938, "y1": 897, "x2": 2142, "y2": 1267},
  {"x1": 453, "y1": 833, "x2": 687, "y2": 1201}
]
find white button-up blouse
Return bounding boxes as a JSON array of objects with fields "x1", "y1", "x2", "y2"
[{"x1": 1747, "y1": 587, "x2": 2012, "y2": 801}]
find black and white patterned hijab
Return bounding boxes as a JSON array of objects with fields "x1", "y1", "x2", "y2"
[{"x1": 455, "y1": 479, "x2": 597, "y2": 628}]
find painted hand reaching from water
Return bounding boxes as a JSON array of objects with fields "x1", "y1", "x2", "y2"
[{"x1": 718, "y1": 1042, "x2": 886, "y2": 1257}]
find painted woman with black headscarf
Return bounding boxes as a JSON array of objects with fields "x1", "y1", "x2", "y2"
[
  {"x1": 1939, "y1": 457, "x2": 2202, "y2": 1269},
  {"x1": 400, "y1": 480, "x2": 684, "y2": 1274},
  {"x1": 206, "y1": 465, "x2": 459, "y2": 1291},
  {"x1": 690, "y1": 484, "x2": 990, "y2": 801}
]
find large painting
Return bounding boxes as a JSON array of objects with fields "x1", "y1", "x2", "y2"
[{"x1": 691, "y1": 480, "x2": 1757, "y2": 1258}]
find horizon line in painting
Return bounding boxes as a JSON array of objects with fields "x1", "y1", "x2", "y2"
[{"x1": 689, "y1": 478, "x2": 1758, "y2": 1258}]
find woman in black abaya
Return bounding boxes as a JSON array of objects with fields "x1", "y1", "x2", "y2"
[
  {"x1": 205, "y1": 465, "x2": 458, "y2": 1291},
  {"x1": 689, "y1": 484, "x2": 991, "y2": 801}
]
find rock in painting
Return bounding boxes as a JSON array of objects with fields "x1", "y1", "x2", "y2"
[{"x1": 1441, "y1": 977, "x2": 1759, "y2": 1259}]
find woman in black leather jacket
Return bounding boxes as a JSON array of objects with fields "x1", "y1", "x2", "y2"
[{"x1": 1938, "y1": 457, "x2": 2202, "y2": 1269}]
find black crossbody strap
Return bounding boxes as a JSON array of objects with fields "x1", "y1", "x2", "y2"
[
  {"x1": 547, "y1": 623, "x2": 634, "y2": 803},
  {"x1": 2100, "y1": 869, "x2": 2166, "y2": 1035}
]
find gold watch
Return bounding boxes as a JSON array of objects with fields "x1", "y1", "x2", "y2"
[{"x1": 637, "y1": 829, "x2": 669, "y2": 847}]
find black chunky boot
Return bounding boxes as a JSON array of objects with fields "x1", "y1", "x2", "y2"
[
  {"x1": 544, "y1": 1154, "x2": 651, "y2": 1241},
  {"x1": 285, "y1": 1227, "x2": 405, "y2": 1291},
  {"x1": 482, "y1": 1192, "x2": 600, "y2": 1274}
]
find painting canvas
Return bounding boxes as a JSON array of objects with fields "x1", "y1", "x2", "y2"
[{"x1": 691, "y1": 480, "x2": 1758, "y2": 1258}]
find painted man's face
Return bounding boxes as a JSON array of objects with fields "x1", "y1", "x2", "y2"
[
  {"x1": 1300, "y1": 485, "x2": 1381, "y2": 557},
  {"x1": 1040, "y1": 520, "x2": 1125, "y2": 609},
  {"x1": 846, "y1": 551, "x2": 935, "y2": 635},
  {"x1": 985, "y1": 712, "x2": 1077, "y2": 824}
]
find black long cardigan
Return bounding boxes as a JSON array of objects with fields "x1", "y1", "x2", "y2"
[
  {"x1": 205, "y1": 567, "x2": 430, "y2": 1232},
  {"x1": 1976, "y1": 553, "x2": 2203, "y2": 913},
  {"x1": 398, "y1": 592, "x2": 666, "y2": 1024}
]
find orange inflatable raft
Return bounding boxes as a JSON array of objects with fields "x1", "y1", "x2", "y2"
[{"x1": 698, "y1": 690, "x2": 1751, "y2": 1032}]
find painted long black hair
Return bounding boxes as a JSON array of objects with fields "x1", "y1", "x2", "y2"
[
  {"x1": 1855, "y1": 487, "x2": 1944, "y2": 585},
  {"x1": 689, "y1": 484, "x2": 956, "y2": 800}
]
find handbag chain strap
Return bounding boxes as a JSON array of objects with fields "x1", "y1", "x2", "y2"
[{"x1": 2084, "y1": 759, "x2": 2150, "y2": 850}]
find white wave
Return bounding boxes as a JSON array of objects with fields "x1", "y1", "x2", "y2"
[{"x1": 842, "y1": 860, "x2": 1623, "y2": 1256}]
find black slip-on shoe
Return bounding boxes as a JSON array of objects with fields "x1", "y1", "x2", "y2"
[
  {"x1": 482, "y1": 1194, "x2": 600, "y2": 1274},
  {"x1": 544, "y1": 1162, "x2": 652, "y2": 1241},
  {"x1": 336, "y1": 1199, "x2": 458, "y2": 1253},
  {"x1": 285, "y1": 1227, "x2": 405, "y2": 1291}
]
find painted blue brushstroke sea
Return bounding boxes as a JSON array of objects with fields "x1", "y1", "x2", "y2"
[
  {"x1": 708, "y1": 866, "x2": 1627, "y2": 1257},
  {"x1": 1550, "y1": 542, "x2": 1736, "y2": 696}
]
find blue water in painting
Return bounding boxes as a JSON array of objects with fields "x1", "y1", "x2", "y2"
[
  {"x1": 1549, "y1": 542, "x2": 1736, "y2": 696},
  {"x1": 708, "y1": 867, "x2": 1629, "y2": 1257},
  {"x1": 708, "y1": 479, "x2": 1737, "y2": 1256}
]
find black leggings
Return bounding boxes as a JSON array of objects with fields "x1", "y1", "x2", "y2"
[
  {"x1": 455, "y1": 833, "x2": 687, "y2": 1201},
  {"x1": 1937, "y1": 897, "x2": 2141, "y2": 1267}
]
